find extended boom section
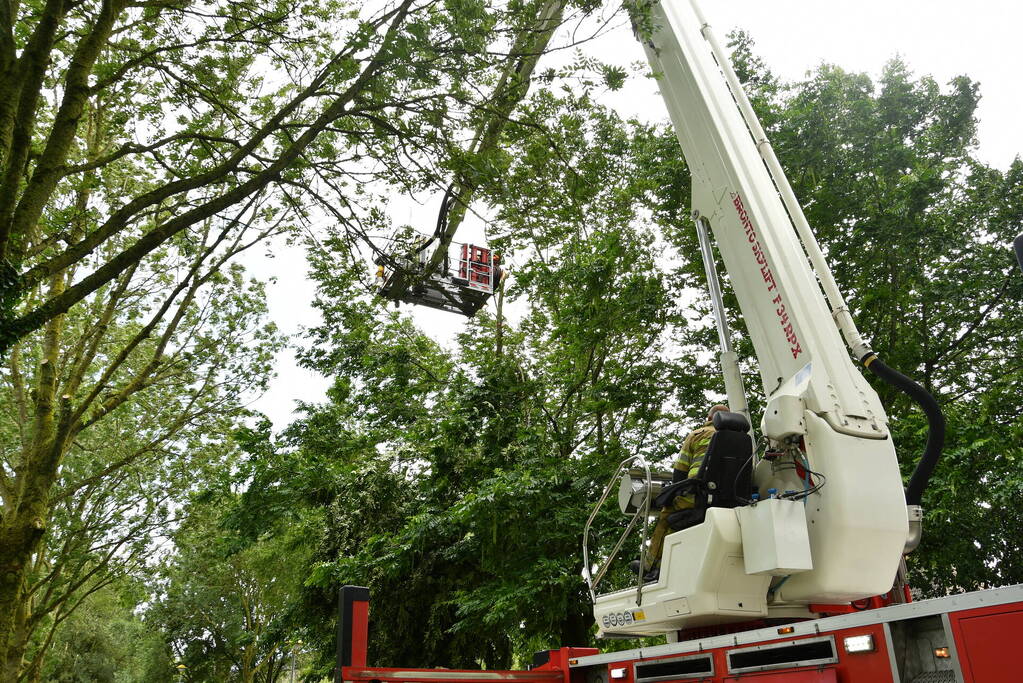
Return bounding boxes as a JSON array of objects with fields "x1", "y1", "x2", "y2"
[
  {"x1": 643, "y1": 0, "x2": 886, "y2": 436},
  {"x1": 592, "y1": 0, "x2": 912, "y2": 634}
]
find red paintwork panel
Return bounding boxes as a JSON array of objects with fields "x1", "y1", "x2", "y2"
[
  {"x1": 352, "y1": 601, "x2": 369, "y2": 667},
  {"x1": 722, "y1": 668, "x2": 837, "y2": 682},
  {"x1": 956, "y1": 609, "x2": 1023, "y2": 683},
  {"x1": 831, "y1": 624, "x2": 896, "y2": 682}
]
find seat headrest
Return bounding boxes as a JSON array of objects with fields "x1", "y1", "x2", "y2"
[{"x1": 712, "y1": 410, "x2": 750, "y2": 433}]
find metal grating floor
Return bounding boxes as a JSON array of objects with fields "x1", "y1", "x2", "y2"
[{"x1": 909, "y1": 672, "x2": 955, "y2": 683}]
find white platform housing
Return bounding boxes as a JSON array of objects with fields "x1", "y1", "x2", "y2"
[
  {"x1": 595, "y1": 508, "x2": 771, "y2": 637},
  {"x1": 737, "y1": 498, "x2": 812, "y2": 576},
  {"x1": 766, "y1": 412, "x2": 908, "y2": 603}
]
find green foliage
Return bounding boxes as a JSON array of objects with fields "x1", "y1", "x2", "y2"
[
  {"x1": 39, "y1": 581, "x2": 172, "y2": 683},
  {"x1": 0, "y1": 220, "x2": 283, "y2": 677},
  {"x1": 148, "y1": 486, "x2": 314, "y2": 683},
  {"x1": 3, "y1": 0, "x2": 614, "y2": 676}
]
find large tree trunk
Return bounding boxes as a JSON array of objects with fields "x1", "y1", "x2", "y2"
[
  {"x1": 0, "y1": 536, "x2": 33, "y2": 680},
  {"x1": 0, "y1": 275, "x2": 68, "y2": 676},
  {"x1": 0, "y1": 446, "x2": 64, "y2": 679}
]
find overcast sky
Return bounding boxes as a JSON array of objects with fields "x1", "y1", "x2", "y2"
[{"x1": 247, "y1": 0, "x2": 1023, "y2": 429}]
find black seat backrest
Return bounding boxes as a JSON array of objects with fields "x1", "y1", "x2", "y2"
[
  {"x1": 659, "y1": 411, "x2": 755, "y2": 532},
  {"x1": 692, "y1": 410, "x2": 753, "y2": 510}
]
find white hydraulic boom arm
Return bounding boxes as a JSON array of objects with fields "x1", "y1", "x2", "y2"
[
  {"x1": 590, "y1": 0, "x2": 945, "y2": 635},
  {"x1": 643, "y1": 0, "x2": 882, "y2": 434}
]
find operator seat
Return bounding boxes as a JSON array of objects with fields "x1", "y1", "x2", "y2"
[{"x1": 653, "y1": 410, "x2": 753, "y2": 532}]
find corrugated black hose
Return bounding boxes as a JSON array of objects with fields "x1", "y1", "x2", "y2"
[{"x1": 859, "y1": 352, "x2": 946, "y2": 507}]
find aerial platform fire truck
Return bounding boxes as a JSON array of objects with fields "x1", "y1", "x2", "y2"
[{"x1": 361, "y1": 0, "x2": 1023, "y2": 680}]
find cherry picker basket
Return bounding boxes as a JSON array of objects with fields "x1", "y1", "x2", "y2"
[{"x1": 375, "y1": 230, "x2": 502, "y2": 316}]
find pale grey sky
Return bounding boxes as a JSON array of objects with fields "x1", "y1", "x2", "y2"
[{"x1": 248, "y1": 0, "x2": 1023, "y2": 429}]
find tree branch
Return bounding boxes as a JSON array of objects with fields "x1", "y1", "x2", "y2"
[
  {"x1": 3, "y1": 0, "x2": 416, "y2": 355},
  {"x1": 6, "y1": 0, "x2": 127, "y2": 266},
  {"x1": 0, "y1": 0, "x2": 68, "y2": 260}
]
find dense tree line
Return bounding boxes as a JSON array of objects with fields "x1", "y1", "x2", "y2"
[{"x1": 1, "y1": 1, "x2": 1021, "y2": 679}]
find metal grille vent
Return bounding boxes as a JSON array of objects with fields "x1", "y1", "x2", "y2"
[
  {"x1": 634, "y1": 654, "x2": 714, "y2": 682},
  {"x1": 727, "y1": 636, "x2": 837, "y2": 673}
]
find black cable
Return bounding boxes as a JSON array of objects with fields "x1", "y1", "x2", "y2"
[
  {"x1": 860, "y1": 353, "x2": 946, "y2": 507},
  {"x1": 778, "y1": 471, "x2": 826, "y2": 502},
  {"x1": 732, "y1": 450, "x2": 756, "y2": 506},
  {"x1": 791, "y1": 469, "x2": 826, "y2": 500},
  {"x1": 763, "y1": 450, "x2": 826, "y2": 503}
]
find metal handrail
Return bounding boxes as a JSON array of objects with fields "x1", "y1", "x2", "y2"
[{"x1": 582, "y1": 456, "x2": 655, "y2": 605}]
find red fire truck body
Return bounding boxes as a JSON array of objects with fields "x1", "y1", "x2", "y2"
[{"x1": 338, "y1": 584, "x2": 1023, "y2": 683}]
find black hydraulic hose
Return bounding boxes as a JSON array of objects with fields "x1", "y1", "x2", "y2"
[
  {"x1": 1014, "y1": 232, "x2": 1023, "y2": 275},
  {"x1": 860, "y1": 352, "x2": 945, "y2": 506},
  {"x1": 434, "y1": 185, "x2": 454, "y2": 239}
]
